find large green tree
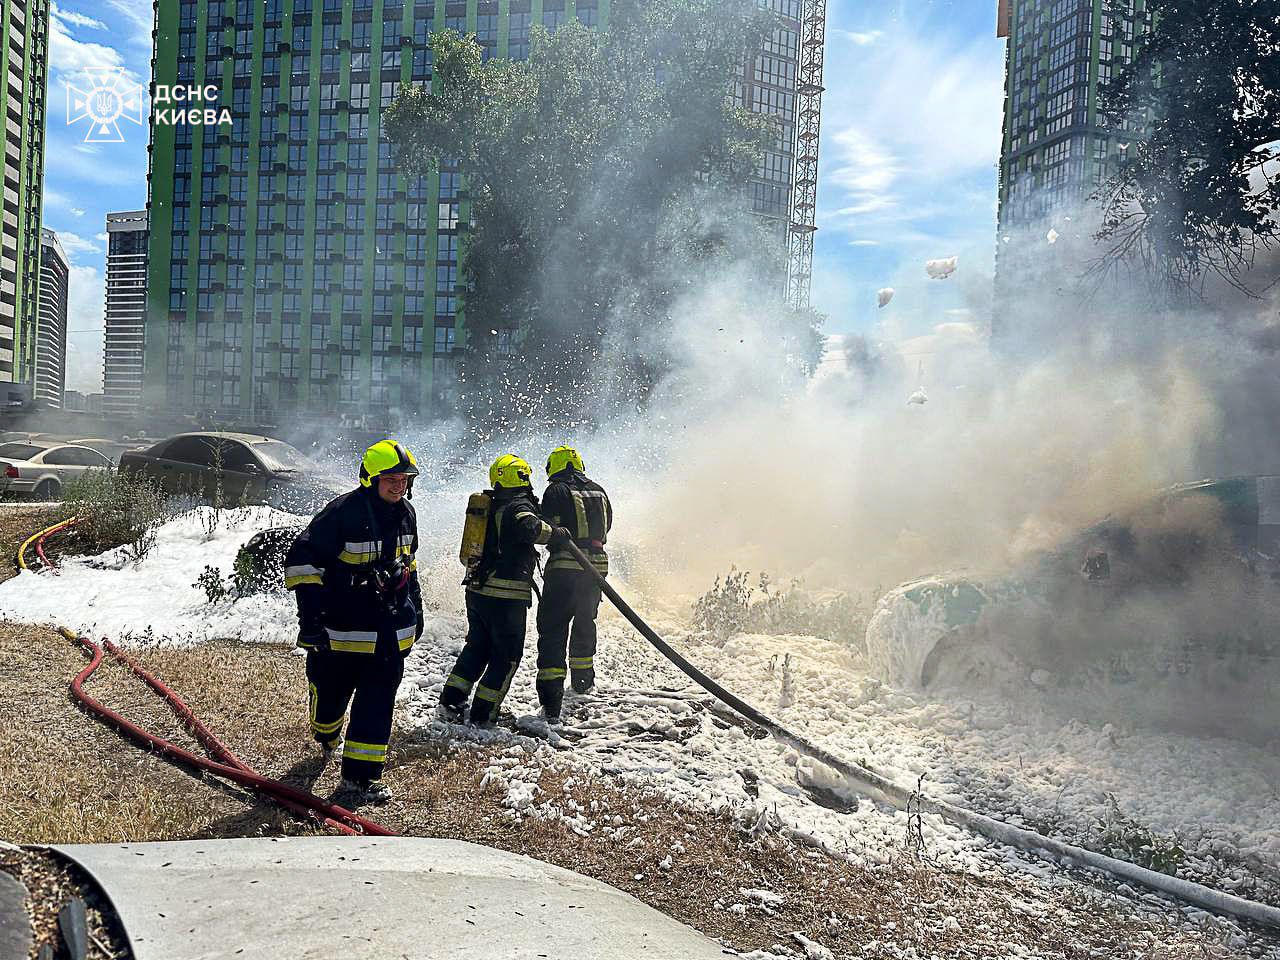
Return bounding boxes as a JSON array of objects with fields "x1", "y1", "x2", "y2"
[
  {"x1": 384, "y1": 0, "x2": 818, "y2": 429},
  {"x1": 1097, "y1": 0, "x2": 1280, "y2": 296}
]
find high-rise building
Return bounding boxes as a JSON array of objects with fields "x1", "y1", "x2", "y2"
[
  {"x1": 996, "y1": 0, "x2": 1149, "y2": 229},
  {"x1": 143, "y1": 0, "x2": 802, "y2": 426},
  {"x1": 0, "y1": 0, "x2": 50, "y2": 391},
  {"x1": 104, "y1": 211, "x2": 150, "y2": 418},
  {"x1": 34, "y1": 228, "x2": 68, "y2": 408},
  {"x1": 993, "y1": 0, "x2": 1150, "y2": 340}
]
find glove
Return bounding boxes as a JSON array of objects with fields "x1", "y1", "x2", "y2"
[
  {"x1": 297, "y1": 627, "x2": 329, "y2": 652},
  {"x1": 548, "y1": 526, "x2": 573, "y2": 551},
  {"x1": 415, "y1": 612, "x2": 424, "y2": 641}
]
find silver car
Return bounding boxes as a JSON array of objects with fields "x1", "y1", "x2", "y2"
[{"x1": 0, "y1": 441, "x2": 116, "y2": 500}]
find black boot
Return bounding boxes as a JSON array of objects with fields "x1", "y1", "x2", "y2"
[{"x1": 570, "y1": 669, "x2": 595, "y2": 694}]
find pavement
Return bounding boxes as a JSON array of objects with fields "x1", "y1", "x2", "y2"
[{"x1": 51, "y1": 836, "x2": 734, "y2": 960}]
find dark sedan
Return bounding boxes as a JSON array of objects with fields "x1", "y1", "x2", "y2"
[{"x1": 118, "y1": 432, "x2": 344, "y2": 512}]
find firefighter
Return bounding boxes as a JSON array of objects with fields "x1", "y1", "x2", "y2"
[
  {"x1": 535, "y1": 445, "x2": 612, "y2": 723},
  {"x1": 283, "y1": 439, "x2": 423, "y2": 804},
  {"x1": 438, "y1": 454, "x2": 552, "y2": 727}
]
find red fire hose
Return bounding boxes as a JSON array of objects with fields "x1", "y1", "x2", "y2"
[{"x1": 25, "y1": 518, "x2": 393, "y2": 837}]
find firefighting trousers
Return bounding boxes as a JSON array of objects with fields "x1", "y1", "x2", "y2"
[
  {"x1": 440, "y1": 591, "x2": 527, "y2": 725},
  {"x1": 535, "y1": 567, "x2": 603, "y2": 716},
  {"x1": 306, "y1": 649, "x2": 404, "y2": 783}
]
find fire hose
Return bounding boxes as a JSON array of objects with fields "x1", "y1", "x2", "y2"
[
  {"x1": 561, "y1": 540, "x2": 1280, "y2": 933},
  {"x1": 21, "y1": 518, "x2": 394, "y2": 837}
]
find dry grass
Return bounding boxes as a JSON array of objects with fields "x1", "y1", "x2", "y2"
[
  {"x1": 0, "y1": 506, "x2": 58, "y2": 583},
  {"x1": 0, "y1": 846, "x2": 131, "y2": 960},
  {"x1": 0, "y1": 621, "x2": 1269, "y2": 958}
]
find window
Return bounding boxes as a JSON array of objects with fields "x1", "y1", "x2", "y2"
[
  {"x1": 161, "y1": 436, "x2": 216, "y2": 466},
  {"x1": 43, "y1": 448, "x2": 112, "y2": 471},
  {"x1": 433, "y1": 324, "x2": 455, "y2": 354}
]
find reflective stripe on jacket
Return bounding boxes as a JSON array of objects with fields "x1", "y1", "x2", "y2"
[
  {"x1": 542, "y1": 469, "x2": 611, "y2": 575},
  {"x1": 283, "y1": 487, "x2": 421, "y2": 653}
]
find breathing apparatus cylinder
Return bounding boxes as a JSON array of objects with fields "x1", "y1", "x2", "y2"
[{"x1": 460, "y1": 492, "x2": 491, "y2": 569}]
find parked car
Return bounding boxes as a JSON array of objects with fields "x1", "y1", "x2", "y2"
[
  {"x1": 118, "y1": 431, "x2": 344, "y2": 512},
  {"x1": 0, "y1": 441, "x2": 116, "y2": 500}
]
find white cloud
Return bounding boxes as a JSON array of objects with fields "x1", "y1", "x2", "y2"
[
  {"x1": 826, "y1": 127, "x2": 899, "y2": 195},
  {"x1": 47, "y1": 230, "x2": 103, "y2": 263},
  {"x1": 104, "y1": 0, "x2": 154, "y2": 48},
  {"x1": 64, "y1": 264, "x2": 106, "y2": 394},
  {"x1": 48, "y1": 6, "x2": 132, "y2": 84},
  {"x1": 835, "y1": 29, "x2": 883, "y2": 46},
  {"x1": 850, "y1": 240, "x2": 882, "y2": 247},
  {"x1": 95, "y1": 233, "x2": 109, "y2": 244},
  {"x1": 53, "y1": 4, "x2": 107, "y2": 30},
  {"x1": 70, "y1": 207, "x2": 86, "y2": 217}
]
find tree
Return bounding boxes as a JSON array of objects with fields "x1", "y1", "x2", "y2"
[
  {"x1": 384, "y1": 0, "x2": 814, "y2": 430},
  {"x1": 1096, "y1": 0, "x2": 1280, "y2": 296}
]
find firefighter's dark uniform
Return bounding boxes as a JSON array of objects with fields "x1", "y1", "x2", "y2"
[
  {"x1": 283, "y1": 485, "x2": 421, "y2": 784},
  {"x1": 440, "y1": 486, "x2": 551, "y2": 725},
  {"x1": 536, "y1": 467, "x2": 612, "y2": 715}
]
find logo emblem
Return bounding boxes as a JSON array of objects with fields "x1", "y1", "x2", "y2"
[{"x1": 66, "y1": 67, "x2": 146, "y2": 143}]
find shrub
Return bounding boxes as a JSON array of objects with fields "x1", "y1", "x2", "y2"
[
  {"x1": 1089, "y1": 794, "x2": 1186, "y2": 876},
  {"x1": 59, "y1": 470, "x2": 167, "y2": 563},
  {"x1": 196, "y1": 565, "x2": 230, "y2": 603}
]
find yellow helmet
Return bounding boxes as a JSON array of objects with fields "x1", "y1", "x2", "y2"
[
  {"x1": 546, "y1": 445, "x2": 584, "y2": 477},
  {"x1": 360, "y1": 439, "x2": 419, "y2": 488},
  {"x1": 489, "y1": 453, "x2": 532, "y2": 489}
]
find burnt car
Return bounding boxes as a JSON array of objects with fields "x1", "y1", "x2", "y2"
[
  {"x1": 864, "y1": 476, "x2": 1280, "y2": 742},
  {"x1": 118, "y1": 431, "x2": 344, "y2": 513}
]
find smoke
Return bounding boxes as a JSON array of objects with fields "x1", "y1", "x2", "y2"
[{"x1": 384, "y1": 184, "x2": 1280, "y2": 633}]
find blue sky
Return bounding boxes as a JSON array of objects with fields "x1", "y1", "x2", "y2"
[{"x1": 42, "y1": 0, "x2": 1007, "y2": 392}]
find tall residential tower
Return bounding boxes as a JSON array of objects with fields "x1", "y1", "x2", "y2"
[
  {"x1": 104, "y1": 211, "x2": 149, "y2": 418},
  {"x1": 993, "y1": 0, "x2": 1149, "y2": 341},
  {"x1": 34, "y1": 228, "x2": 67, "y2": 408},
  {"x1": 144, "y1": 0, "x2": 806, "y2": 427},
  {"x1": 1, "y1": 0, "x2": 50, "y2": 392}
]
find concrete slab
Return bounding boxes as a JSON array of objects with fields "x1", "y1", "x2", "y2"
[
  {"x1": 0, "y1": 869, "x2": 32, "y2": 960},
  {"x1": 52, "y1": 837, "x2": 733, "y2": 960}
]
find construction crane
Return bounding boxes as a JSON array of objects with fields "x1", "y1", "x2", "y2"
[{"x1": 785, "y1": 0, "x2": 828, "y2": 309}]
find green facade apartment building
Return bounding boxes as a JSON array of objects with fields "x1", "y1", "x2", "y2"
[
  {"x1": 0, "y1": 0, "x2": 49, "y2": 394},
  {"x1": 144, "y1": 0, "x2": 801, "y2": 426},
  {"x1": 996, "y1": 0, "x2": 1149, "y2": 227},
  {"x1": 992, "y1": 0, "x2": 1149, "y2": 341}
]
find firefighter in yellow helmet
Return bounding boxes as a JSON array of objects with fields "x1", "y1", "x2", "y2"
[
  {"x1": 535, "y1": 445, "x2": 612, "y2": 723},
  {"x1": 438, "y1": 454, "x2": 553, "y2": 727},
  {"x1": 283, "y1": 439, "x2": 422, "y2": 804}
]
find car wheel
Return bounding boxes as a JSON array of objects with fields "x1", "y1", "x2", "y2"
[{"x1": 34, "y1": 479, "x2": 60, "y2": 501}]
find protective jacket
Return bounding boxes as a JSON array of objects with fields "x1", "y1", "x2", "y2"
[
  {"x1": 284, "y1": 486, "x2": 422, "y2": 655},
  {"x1": 465, "y1": 487, "x2": 551, "y2": 605},
  {"x1": 542, "y1": 468, "x2": 611, "y2": 575}
]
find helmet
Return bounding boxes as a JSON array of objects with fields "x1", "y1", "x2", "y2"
[
  {"x1": 546, "y1": 445, "x2": 584, "y2": 477},
  {"x1": 360, "y1": 439, "x2": 419, "y2": 488},
  {"x1": 489, "y1": 454, "x2": 532, "y2": 489}
]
